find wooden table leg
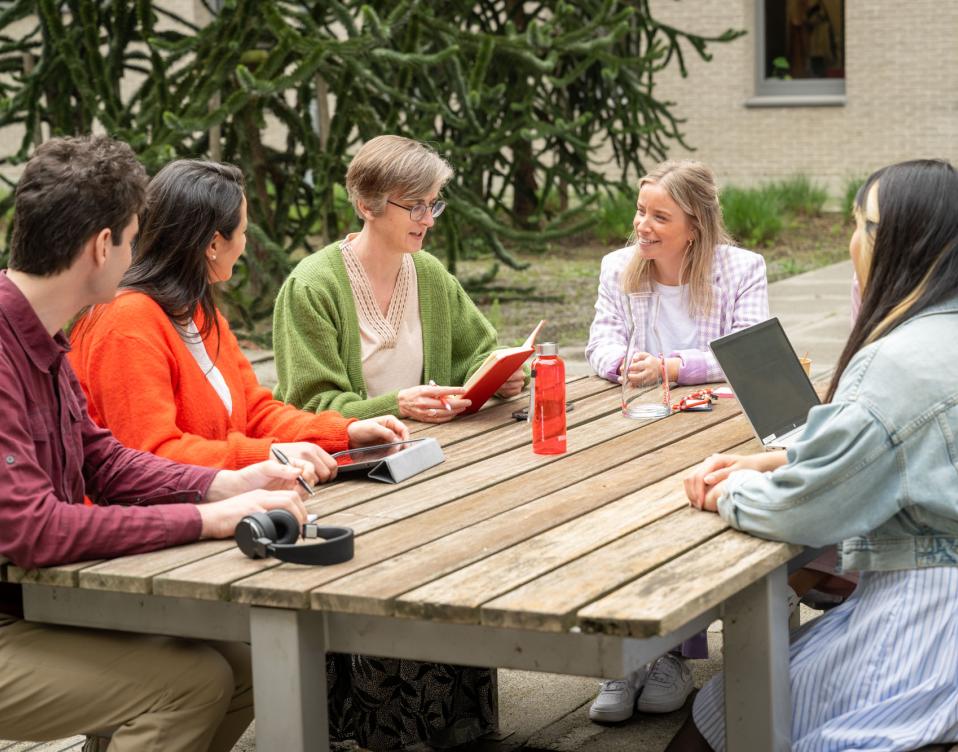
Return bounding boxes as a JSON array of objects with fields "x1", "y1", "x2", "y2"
[
  {"x1": 251, "y1": 607, "x2": 329, "y2": 751},
  {"x1": 723, "y1": 565, "x2": 791, "y2": 751}
]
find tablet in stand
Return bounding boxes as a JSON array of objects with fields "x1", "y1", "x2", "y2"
[{"x1": 332, "y1": 438, "x2": 445, "y2": 484}]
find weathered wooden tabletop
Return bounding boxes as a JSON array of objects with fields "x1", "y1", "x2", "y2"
[{"x1": 7, "y1": 376, "x2": 799, "y2": 642}]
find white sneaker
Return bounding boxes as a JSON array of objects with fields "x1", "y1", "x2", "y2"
[
  {"x1": 588, "y1": 666, "x2": 649, "y2": 723},
  {"x1": 636, "y1": 654, "x2": 693, "y2": 713}
]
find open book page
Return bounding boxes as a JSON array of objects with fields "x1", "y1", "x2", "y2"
[{"x1": 460, "y1": 319, "x2": 545, "y2": 413}]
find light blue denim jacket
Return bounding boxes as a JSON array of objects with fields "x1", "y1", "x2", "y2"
[{"x1": 718, "y1": 296, "x2": 958, "y2": 572}]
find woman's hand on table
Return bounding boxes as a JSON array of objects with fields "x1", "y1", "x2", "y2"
[
  {"x1": 197, "y1": 487, "x2": 307, "y2": 540},
  {"x1": 688, "y1": 480, "x2": 726, "y2": 512},
  {"x1": 620, "y1": 353, "x2": 682, "y2": 385},
  {"x1": 495, "y1": 368, "x2": 525, "y2": 399},
  {"x1": 397, "y1": 384, "x2": 470, "y2": 423},
  {"x1": 348, "y1": 416, "x2": 410, "y2": 446},
  {"x1": 684, "y1": 451, "x2": 789, "y2": 511}
]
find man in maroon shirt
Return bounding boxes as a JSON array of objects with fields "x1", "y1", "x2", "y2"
[{"x1": 0, "y1": 136, "x2": 316, "y2": 750}]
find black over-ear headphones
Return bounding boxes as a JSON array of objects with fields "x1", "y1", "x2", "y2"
[{"x1": 234, "y1": 510, "x2": 354, "y2": 565}]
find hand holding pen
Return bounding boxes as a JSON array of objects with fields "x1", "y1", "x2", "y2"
[
  {"x1": 396, "y1": 382, "x2": 469, "y2": 423},
  {"x1": 428, "y1": 380, "x2": 454, "y2": 413},
  {"x1": 270, "y1": 445, "x2": 318, "y2": 496}
]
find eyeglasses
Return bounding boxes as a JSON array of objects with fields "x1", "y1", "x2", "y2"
[{"x1": 386, "y1": 199, "x2": 446, "y2": 222}]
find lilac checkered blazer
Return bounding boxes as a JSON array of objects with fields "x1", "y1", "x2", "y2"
[{"x1": 585, "y1": 244, "x2": 769, "y2": 385}]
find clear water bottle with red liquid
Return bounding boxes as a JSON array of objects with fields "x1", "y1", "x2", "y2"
[{"x1": 531, "y1": 342, "x2": 566, "y2": 455}]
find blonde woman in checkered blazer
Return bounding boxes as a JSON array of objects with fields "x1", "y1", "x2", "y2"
[
  {"x1": 586, "y1": 161, "x2": 769, "y2": 388},
  {"x1": 584, "y1": 161, "x2": 770, "y2": 725}
]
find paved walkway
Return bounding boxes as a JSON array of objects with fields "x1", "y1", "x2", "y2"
[{"x1": 9, "y1": 259, "x2": 921, "y2": 752}]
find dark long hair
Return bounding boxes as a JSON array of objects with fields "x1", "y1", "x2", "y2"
[
  {"x1": 826, "y1": 159, "x2": 958, "y2": 401},
  {"x1": 122, "y1": 159, "x2": 245, "y2": 343}
]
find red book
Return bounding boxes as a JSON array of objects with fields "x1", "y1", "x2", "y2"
[{"x1": 460, "y1": 320, "x2": 546, "y2": 415}]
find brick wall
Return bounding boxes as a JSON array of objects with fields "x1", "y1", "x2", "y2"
[{"x1": 601, "y1": 0, "x2": 958, "y2": 197}]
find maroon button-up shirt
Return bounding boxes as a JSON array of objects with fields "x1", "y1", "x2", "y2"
[{"x1": 0, "y1": 272, "x2": 212, "y2": 579}]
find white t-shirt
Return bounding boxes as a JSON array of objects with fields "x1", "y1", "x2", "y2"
[
  {"x1": 646, "y1": 283, "x2": 698, "y2": 354},
  {"x1": 177, "y1": 320, "x2": 233, "y2": 415}
]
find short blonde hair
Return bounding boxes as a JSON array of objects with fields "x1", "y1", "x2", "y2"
[
  {"x1": 345, "y1": 135, "x2": 453, "y2": 218},
  {"x1": 621, "y1": 160, "x2": 731, "y2": 317}
]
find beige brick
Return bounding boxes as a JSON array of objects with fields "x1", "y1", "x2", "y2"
[{"x1": 599, "y1": 0, "x2": 958, "y2": 198}]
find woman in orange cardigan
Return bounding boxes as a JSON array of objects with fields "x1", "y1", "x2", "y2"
[{"x1": 70, "y1": 159, "x2": 407, "y2": 478}]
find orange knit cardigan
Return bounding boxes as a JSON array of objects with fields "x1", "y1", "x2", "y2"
[{"x1": 69, "y1": 291, "x2": 354, "y2": 469}]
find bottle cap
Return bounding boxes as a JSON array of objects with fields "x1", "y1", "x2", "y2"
[{"x1": 536, "y1": 342, "x2": 558, "y2": 356}]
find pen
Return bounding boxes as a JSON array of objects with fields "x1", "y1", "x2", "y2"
[
  {"x1": 270, "y1": 446, "x2": 316, "y2": 496},
  {"x1": 428, "y1": 379, "x2": 454, "y2": 411}
]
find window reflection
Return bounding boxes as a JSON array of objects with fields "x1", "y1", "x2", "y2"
[{"x1": 765, "y1": 0, "x2": 845, "y2": 81}]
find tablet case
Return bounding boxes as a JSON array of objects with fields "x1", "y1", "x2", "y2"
[{"x1": 365, "y1": 437, "x2": 445, "y2": 483}]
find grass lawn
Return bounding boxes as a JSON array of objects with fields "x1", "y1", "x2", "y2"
[{"x1": 459, "y1": 213, "x2": 850, "y2": 347}]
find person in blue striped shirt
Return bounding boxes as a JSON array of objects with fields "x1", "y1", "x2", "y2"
[{"x1": 671, "y1": 158, "x2": 958, "y2": 751}]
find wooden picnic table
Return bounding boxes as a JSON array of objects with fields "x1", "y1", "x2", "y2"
[{"x1": 6, "y1": 376, "x2": 802, "y2": 751}]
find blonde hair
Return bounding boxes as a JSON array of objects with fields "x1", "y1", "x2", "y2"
[
  {"x1": 345, "y1": 135, "x2": 453, "y2": 218},
  {"x1": 621, "y1": 160, "x2": 730, "y2": 317}
]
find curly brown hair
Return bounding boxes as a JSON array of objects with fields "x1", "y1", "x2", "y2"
[{"x1": 9, "y1": 135, "x2": 147, "y2": 276}]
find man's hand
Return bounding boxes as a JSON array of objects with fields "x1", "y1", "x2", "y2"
[
  {"x1": 197, "y1": 488, "x2": 307, "y2": 540},
  {"x1": 348, "y1": 416, "x2": 410, "y2": 447},
  {"x1": 206, "y1": 458, "x2": 321, "y2": 502},
  {"x1": 495, "y1": 368, "x2": 525, "y2": 399}
]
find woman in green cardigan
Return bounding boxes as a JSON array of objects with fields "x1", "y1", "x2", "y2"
[
  {"x1": 272, "y1": 135, "x2": 510, "y2": 748},
  {"x1": 273, "y1": 135, "x2": 523, "y2": 422}
]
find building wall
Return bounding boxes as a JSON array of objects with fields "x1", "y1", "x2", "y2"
[{"x1": 629, "y1": 0, "x2": 958, "y2": 196}]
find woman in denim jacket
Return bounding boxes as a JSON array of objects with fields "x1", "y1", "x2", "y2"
[{"x1": 672, "y1": 159, "x2": 958, "y2": 751}]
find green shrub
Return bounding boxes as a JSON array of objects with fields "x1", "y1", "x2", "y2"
[
  {"x1": 593, "y1": 190, "x2": 636, "y2": 246},
  {"x1": 720, "y1": 186, "x2": 783, "y2": 248},
  {"x1": 769, "y1": 175, "x2": 828, "y2": 216},
  {"x1": 843, "y1": 175, "x2": 867, "y2": 219}
]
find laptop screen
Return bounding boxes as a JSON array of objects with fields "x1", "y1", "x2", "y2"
[{"x1": 710, "y1": 318, "x2": 821, "y2": 444}]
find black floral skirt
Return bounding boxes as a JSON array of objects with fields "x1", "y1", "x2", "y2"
[{"x1": 326, "y1": 653, "x2": 497, "y2": 750}]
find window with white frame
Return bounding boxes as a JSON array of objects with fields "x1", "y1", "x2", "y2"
[{"x1": 754, "y1": 0, "x2": 845, "y2": 101}]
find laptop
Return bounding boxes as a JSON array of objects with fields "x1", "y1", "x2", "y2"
[{"x1": 709, "y1": 318, "x2": 821, "y2": 450}]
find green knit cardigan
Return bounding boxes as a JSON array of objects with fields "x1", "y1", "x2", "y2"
[{"x1": 272, "y1": 241, "x2": 499, "y2": 419}]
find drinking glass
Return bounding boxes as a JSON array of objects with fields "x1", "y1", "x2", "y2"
[{"x1": 621, "y1": 292, "x2": 671, "y2": 420}]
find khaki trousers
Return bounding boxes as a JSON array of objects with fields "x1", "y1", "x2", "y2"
[{"x1": 0, "y1": 614, "x2": 253, "y2": 752}]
